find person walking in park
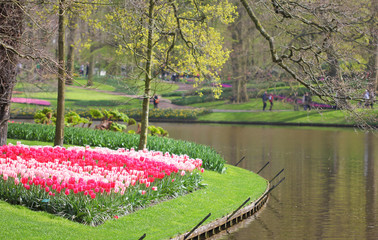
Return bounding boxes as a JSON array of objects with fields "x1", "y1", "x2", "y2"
[
  {"x1": 85, "y1": 63, "x2": 89, "y2": 77},
  {"x1": 80, "y1": 64, "x2": 85, "y2": 76},
  {"x1": 363, "y1": 89, "x2": 370, "y2": 108},
  {"x1": 303, "y1": 92, "x2": 312, "y2": 110},
  {"x1": 269, "y1": 93, "x2": 274, "y2": 111},
  {"x1": 368, "y1": 90, "x2": 375, "y2": 109},
  {"x1": 262, "y1": 91, "x2": 268, "y2": 111},
  {"x1": 153, "y1": 95, "x2": 159, "y2": 108}
]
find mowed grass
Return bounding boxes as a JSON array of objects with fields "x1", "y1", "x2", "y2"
[
  {"x1": 0, "y1": 140, "x2": 267, "y2": 240},
  {"x1": 197, "y1": 110, "x2": 363, "y2": 125},
  {"x1": 189, "y1": 98, "x2": 293, "y2": 110},
  {"x1": 13, "y1": 77, "x2": 179, "y2": 110}
]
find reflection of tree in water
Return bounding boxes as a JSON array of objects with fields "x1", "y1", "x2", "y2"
[{"x1": 364, "y1": 132, "x2": 376, "y2": 239}]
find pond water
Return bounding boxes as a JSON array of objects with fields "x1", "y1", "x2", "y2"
[{"x1": 154, "y1": 123, "x2": 377, "y2": 240}]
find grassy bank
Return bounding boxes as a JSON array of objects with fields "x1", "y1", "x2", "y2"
[
  {"x1": 198, "y1": 111, "x2": 343, "y2": 123},
  {"x1": 197, "y1": 110, "x2": 377, "y2": 126},
  {"x1": 0, "y1": 145, "x2": 267, "y2": 240}
]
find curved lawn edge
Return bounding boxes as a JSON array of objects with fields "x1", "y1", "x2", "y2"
[{"x1": 0, "y1": 164, "x2": 268, "y2": 240}]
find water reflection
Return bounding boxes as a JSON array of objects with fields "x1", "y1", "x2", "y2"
[{"x1": 154, "y1": 123, "x2": 377, "y2": 240}]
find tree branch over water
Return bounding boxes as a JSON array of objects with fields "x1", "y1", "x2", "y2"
[{"x1": 239, "y1": 0, "x2": 377, "y2": 129}]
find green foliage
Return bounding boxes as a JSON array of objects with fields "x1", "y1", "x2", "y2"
[
  {"x1": 89, "y1": 109, "x2": 104, "y2": 119},
  {"x1": 34, "y1": 108, "x2": 54, "y2": 125},
  {"x1": 124, "y1": 108, "x2": 209, "y2": 120},
  {"x1": 127, "y1": 118, "x2": 136, "y2": 126},
  {"x1": 101, "y1": 0, "x2": 237, "y2": 98},
  {"x1": 7, "y1": 123, "x2": 226, "y2": 173},
  {"x1": 109, "y1": 122, "x2": 127, "y2": 132},
  {"x1": 64, "y1": 111, "x2": 89, "y2": 127},
  {"x1": 34, "y1": 109, "x2": 90, "y2": 127},
  {"x1": 148, "y1": 125, "x2": 169, "y2": 137},
  {"x1": 14, "y1": 107, "x2": 209, "y2": 121}
]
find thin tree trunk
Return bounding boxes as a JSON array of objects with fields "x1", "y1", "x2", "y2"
[
  {"x1": 54, "y1": 0, "x2": 66, "y2": 146},
  {"x1": 66, "y1": 13, "x2": 78, "y2": 85},
  {"x1": 241, "y1": 76, "x2": 249, "y2": 102},
  {"x1": 138, "y1": 0, "x2": 155, "y2": 150},
  {"x1": 375, "y1": 45, "x2": 377, "y2": 92},
  {"x1": 87, "y1": 52, "x2": 94, "y2": 86},
  {"x1": 371, "y1": 0, "x2": 378, "y2": 92},
  {"x1": 230, "y1": 18, "x2": 241, "y2": 103},
  {"x1": 0, "y1": 2, "x2": 23, "y2": 146}
]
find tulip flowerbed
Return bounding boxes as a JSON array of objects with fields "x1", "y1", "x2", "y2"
[{"x1": 0, "y1": 143, "x2": 204, "y2": 226}]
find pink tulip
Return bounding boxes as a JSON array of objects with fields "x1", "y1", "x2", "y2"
[
  {"x1": 152, "y1": 186, "x2": 157, "y2": 191},
  {"x1": 0, "y1": 144, "x2": 204, "y2": 201}
]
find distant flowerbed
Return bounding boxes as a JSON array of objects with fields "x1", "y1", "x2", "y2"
[
  {"x1": 11, "y1": 98, "x2": 51, "y2": 106},
  {"x1": 273, "y1": 94, "x2": 334, "y2": 109},
  {"x1": 0, "y1": 143, "x2": 204, "y2": 225}
]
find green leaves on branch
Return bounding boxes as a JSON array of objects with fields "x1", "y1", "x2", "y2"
[{"x1": 100, "y1": 0, "x2": 237, "y2": 98}]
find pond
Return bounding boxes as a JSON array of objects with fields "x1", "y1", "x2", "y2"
[{"x1": 154, "y1": 123, "x2": 377, "y2": 240}]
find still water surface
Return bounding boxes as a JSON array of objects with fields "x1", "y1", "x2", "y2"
[{"x1": 155, "y1": 123, "x2": 377, "y2": 240}]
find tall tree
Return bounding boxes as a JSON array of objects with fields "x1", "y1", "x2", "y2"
[
  {"x1": 229, "y1": 1, "x2": 251, "y2": 103},
  {"x1": 54, "y1": 0, "x2": 66, "y2": 146},
  {"x1": 367, "y1": 0, "x2": 377, "y2": 91},
  {"x1": 102, "y1": 0, "x2": 237, "y2": 149},
  {"x1": 65, "y1": 11, "x2": 78, "y2": 85},
  {"x1": 0, "y1": 1, "x2": 24, "y2": 146}
]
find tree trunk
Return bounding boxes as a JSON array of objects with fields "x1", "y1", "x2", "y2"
[
  {"x1": 0, "y1": 2, "x2": 23, "y2": 146},
  {"x1": 138, "y1": 0, "x2": 155, "y2": 150},
  {"x1": 66, "y1": 13, "x2": 78, "y2": 85},
  {"x1": 230, "y1": 17, "x2": 242, "y2": 103},
  {"x1": 241, "y1": 76, "x2": 249, "y2": 102},
  {"x1": 54, "y1": 0, "x2": 66, "y2": 146},
  {"x1": 368, "y1": 0, "x2": 377, "y2": 92},
  {"x1": 87, "y1": 52, "x2": 94, "y2": 86}
]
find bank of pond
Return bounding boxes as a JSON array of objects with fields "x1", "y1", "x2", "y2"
[{"x1": 1, "y1": 125, "x2": 268, "y2": 239}]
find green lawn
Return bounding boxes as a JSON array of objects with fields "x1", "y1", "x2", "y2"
[
  {"x1": 197, "y1": 110, "x2": 364, "y2": 125},
  {"x1": 0, "y1": 139, "x2": 267, "y2": 240},
  {"x1": 13, "y1": 77, "x2": 179, "y2": 112},
  {"x1": 189, "y1": 98, "x2": 293, "y2": 110}
]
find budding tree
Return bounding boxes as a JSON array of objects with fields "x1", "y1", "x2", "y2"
[
  {"x1": 0, "y1": 1, "x2": 24, "y2": 146},
  {"x1": 101, "y1": 0, "x2": 237, "y2": 148},
  {"x1": 239, "y1": 0, "x2": 377, "y2": 127}
]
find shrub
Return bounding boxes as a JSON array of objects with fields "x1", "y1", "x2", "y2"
[{"x1": 124, "y1": 108, "x2": 209, "y2": 120}]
